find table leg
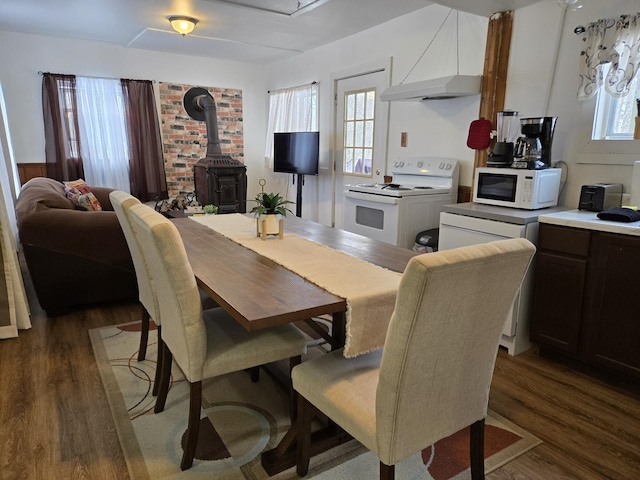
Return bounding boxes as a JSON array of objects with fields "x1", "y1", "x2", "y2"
[
  {"x1": 331, "y1": 311, "x2": 345, "y2": 351},
  {"x1": 260, "y1": 310, "x2": 350, "y2": 476},
  {"x1": 261, "y1": 416, "x2": 351, "y2": 476}
]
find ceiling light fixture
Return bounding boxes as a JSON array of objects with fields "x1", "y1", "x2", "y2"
[
  {"x1": 557, "y1": 0, "x2": 582, "y2": 11},
  {"x1": 168, "y1": 15, "x2": 199, "y2": 36}
]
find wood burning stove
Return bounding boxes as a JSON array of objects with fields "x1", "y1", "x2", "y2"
[
  {"x1": 193, "y1": 157, "x2": 247, "y2": 214},
  {"x1": 184, "y1": 87, "x2": 247, "y2": 213}
]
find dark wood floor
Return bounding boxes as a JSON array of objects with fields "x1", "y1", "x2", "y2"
[{"x1": 1, "y1": 256, "x2": 639, "y2": 479}]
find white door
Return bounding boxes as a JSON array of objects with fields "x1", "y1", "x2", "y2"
[{"x1": 333, "y1": 69, "x2": 389, "y2": 229}]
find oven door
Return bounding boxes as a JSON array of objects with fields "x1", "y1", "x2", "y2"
[{"x1": 343, "y1": 191, "x2": 400, "y2": 246}]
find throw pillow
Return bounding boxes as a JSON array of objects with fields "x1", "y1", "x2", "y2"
[{"x1": 64, "y1": 179, "x2": 102, "y2": 211}]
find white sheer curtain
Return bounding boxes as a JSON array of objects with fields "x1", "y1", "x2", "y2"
[
  {"x1": 264, "y1": 83, "x2": 318, "y2": 168},
  {"x1": 578, "y1": 12, "x2": 640, "y2": 100},
  {"x1": 0, "y1": 83, "x2": 30, "y2": 338},
  {"x1": 76, "y1": 77, "x2": 131, "y2": 192}
]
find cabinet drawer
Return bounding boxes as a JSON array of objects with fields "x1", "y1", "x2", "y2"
[{"x1": 538, "y1": 224, "x2": 590, "y2": 257}]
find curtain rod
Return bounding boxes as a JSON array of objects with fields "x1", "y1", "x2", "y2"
[
  {"x1": 37, "y1": 71, "x2": 156, "y2": 83},
  {"x1": 268, "y1": 80, "x2": 317, "y2": 94}
]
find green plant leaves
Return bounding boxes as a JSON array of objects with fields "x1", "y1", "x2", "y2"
[{"x1": 250, "y1": 192, "x2": 294, "y2": 216}]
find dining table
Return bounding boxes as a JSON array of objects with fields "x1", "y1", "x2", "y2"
[{"x1": 171, "y1": 213, "x2": 417, "y2": 475}]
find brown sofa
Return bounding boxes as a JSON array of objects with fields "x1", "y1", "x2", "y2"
[{"x1": 16, "y1": 177, "x2": 138, "y2": 315}]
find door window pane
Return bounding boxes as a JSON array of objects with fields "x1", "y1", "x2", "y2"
[{"x1": 343, "y1": 88, "x2": 376, "y2": 177}]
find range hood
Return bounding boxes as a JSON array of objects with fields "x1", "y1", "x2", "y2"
[{"x1": 380, "y1": 75, "x2": 482, "y2": 101}]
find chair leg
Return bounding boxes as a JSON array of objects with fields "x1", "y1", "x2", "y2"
[
  {"x1": 152, "y1": 326, "x2": 163, "y2": 397},
  {"x1": 289, "y1": 356, "x2": 302, "y2": 422},
  {"x1": 137, "y1": 305, "x2": 150, "y2": 361},
  {"x1": 380, "y1": 462, "x2": 395, "y2": 480},
  {"x1": 296, "y1": 394, "x2": 314, "y2": 477},
  {"x1": 181, "y1": 381, "x2": 203, "y2": 470},
  {"x1": 249, "y1": 366, "x2": 260, "y2": 382},
  {"x1": 470, "y1": 418, "x2": 485, "y2": 480},
  {"x1": 154, "y1": 343, "x2": 172, "y2": 414}
]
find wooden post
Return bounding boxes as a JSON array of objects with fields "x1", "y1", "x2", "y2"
[{"x1": 473, "y1": 11, "x2": 514, "y2": 173}]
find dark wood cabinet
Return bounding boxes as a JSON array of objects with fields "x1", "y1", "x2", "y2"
[
  {"x1": 531, "y1": 252, "x2": 587, "y2": 353},
  {"x1": 532, "y1": 223, "x2": 640, "y2": 378},
  {"x1": 584, "y1": 233, "x2": 640, "y2": 374}
]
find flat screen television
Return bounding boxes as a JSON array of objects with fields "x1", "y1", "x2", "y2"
[{"x1": 273, "y1": 132, "x2": 319, "y2": 175}]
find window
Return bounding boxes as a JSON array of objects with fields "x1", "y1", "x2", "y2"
[
  {"x1": 59, "y1": 82, "x2": 80, "y2": 159},
  {"x1": 42, "y1": 73, "x2": 167, "y2": 201},
  {"x1": 592, "y1": 64, "x2": 640, "y2": 140},
  {"x1": 75, "y1": 77, "x2": 131, "y2": 192},
  {"x1": 578, "y1": 13, "x2": 640, "y2": 141},
  {"x1": 52, "y1": 75, "x2": 130, "y2": 191},
  {"x1": 342, "y1": 88, "x2": 375, "y2": 177},
  {"x1": 264, "y1": 83, "x2": 318, "y2": 169}
]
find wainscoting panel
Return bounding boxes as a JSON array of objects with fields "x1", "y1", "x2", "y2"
[{"x1": 17, "y1": 163, "x2": 46, "y2": 185}]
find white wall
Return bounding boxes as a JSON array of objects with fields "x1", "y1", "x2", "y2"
[
  {"x1": 508, "y1": 0, "x2": 640, "y2": 207},
  {"x1": 0, "y1": 30, "x2": 268, "y2": 201},
  {"x1": 264, "y1": 4, "x2": 489, "y2": 225}
]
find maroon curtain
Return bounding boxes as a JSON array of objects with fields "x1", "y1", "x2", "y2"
[
  {"x1": 41, "y1": 73, "x2": 84, "y2": 181},
  {"x1": 121, "y1": 79, "x2": 168, "y2": 202}
]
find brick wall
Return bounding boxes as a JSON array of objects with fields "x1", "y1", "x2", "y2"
[{"x1": 159, "y1": 82, "x2": 244, "y2": 198}]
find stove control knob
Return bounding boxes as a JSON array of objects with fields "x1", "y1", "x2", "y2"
[
  {"x1": 397, "y1": 161, "x2": 404, "y2": 168},
  {"x1": 445, "y1": 163, "x2": 452, "y2": 170},
  {"x1": 416, "y1": 161, "x2": 423, "y2": 168},
  {"x1": 439, "y1": 162, "x2": 445, "y2": 169}
]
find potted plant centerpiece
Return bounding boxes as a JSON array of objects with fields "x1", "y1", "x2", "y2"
[{"x1": 250, "y1": 184, "x2": 294, "y2": 239}]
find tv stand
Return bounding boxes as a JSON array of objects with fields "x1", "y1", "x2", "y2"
[{"x1": 294, "y1": 173, "x2": 304, "y2": 217}]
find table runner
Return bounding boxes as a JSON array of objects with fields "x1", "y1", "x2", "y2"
[{"x1": 190, "y1": 214, "x2": 402, "y2": 357}]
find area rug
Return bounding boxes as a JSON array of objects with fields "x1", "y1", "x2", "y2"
[{"x1": 90, "y1": 321, "x2": 541, "y2": 480}]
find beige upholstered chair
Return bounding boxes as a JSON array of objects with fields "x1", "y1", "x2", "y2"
[
  {"x1": 127, "y1": 203, "x2": 308, "y2": 471},
  {"x1": 109, "y1": 191, "x2": 158, "y2": 364},
  {"x1": 110, "y1": 190, "x2": 218, "y2": 392},
  {"x1": 293, "y1": 238, "x2": 536, "y2": 480}
]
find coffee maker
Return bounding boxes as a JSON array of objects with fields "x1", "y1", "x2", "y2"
[
  {"x1": 513, "y1": 116, "x2": 557, "y2": 170},
  {"x1": 487, "y1": 110, "x2": 520, "y2": 167}
]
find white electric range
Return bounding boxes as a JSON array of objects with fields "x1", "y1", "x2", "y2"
[{"x1": 343, "y1": 157, "x2": 459, "y2": 249}]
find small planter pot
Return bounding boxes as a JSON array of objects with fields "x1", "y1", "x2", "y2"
[{"x1": 256, "y1": 214, "x2": 284, "y2": 240}]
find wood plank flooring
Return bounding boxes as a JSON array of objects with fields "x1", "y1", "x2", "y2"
[{"x1": 1, "y1": 254, "x2": 638, "y2": 479}]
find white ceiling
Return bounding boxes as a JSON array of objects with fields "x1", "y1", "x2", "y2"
[{"x1": 0, "y1": 0, "x2": 545, "y2": 64}]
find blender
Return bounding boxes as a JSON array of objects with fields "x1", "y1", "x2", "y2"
[{"x1": 487, "y1": 111, "x2": 520, "y2": 167}]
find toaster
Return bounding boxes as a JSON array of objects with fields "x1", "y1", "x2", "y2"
[{"x1": 578, "y1": 183, "x2": 623, "y2": 212}]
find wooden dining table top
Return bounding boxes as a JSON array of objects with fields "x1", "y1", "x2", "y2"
[{"x1": 171, "y1": 215, "x2": 417, "y2": 334}]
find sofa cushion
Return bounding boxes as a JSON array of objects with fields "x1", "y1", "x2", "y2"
[
  {"x1": 16, "y1": 177, "x2": 74, "y2": 216},
  {"x1": 64, "y1": 179, "x2": 102, "y2": 211}
]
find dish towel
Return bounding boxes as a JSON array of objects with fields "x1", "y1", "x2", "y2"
[
  {"x1": 190, "y1": 214, "x2": 402, "y2": 357},
  {"x1": 597, "y1": 207, "x2": 640, "y2": 223}
]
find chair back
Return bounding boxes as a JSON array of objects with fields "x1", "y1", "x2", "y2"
[
  {"x1": 109, "y1": 190, "x2": 159, "y2": 323},
  {"x1": 375, "y1": 238, "x2": 536, "y2": 465},
  {"x1": 128, "y1": 203, "x2": 207, "y2": 381}
]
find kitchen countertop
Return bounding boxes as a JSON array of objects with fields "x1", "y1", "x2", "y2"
[
  {"x1": 538, "y1": 209, "x2": 640, "y2": 236},
  {"x1": 442, "y1": 202, "x2": 569, "y2": 225}
]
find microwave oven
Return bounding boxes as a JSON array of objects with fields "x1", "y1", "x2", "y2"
[{"x1": 473, "y1": 167, "x2": 562, "y2": 210}]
